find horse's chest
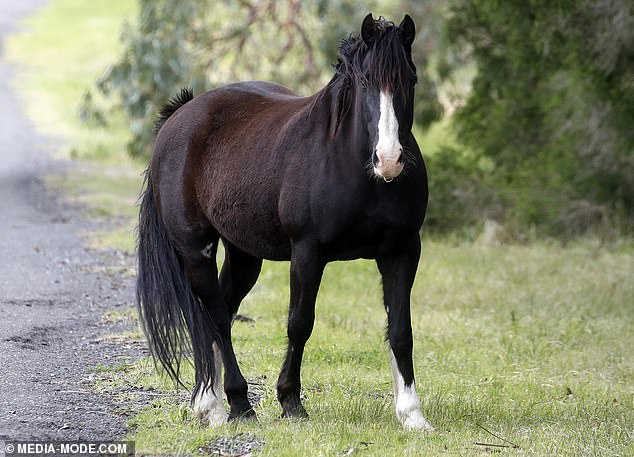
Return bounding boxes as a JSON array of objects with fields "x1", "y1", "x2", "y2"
[{"x1": 316, "y1": 193, "x2": 424, "y2": 260}]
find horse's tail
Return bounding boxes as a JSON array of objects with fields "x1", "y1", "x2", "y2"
[
  {"x1": 153, "y1": 87, "x2": 194, "y2": 135},
  {"x1": 136, "y1": 169, "x2": 218, "y2": 399}
]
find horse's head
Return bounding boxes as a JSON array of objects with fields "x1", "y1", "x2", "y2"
[{"x1": 359, "y1": 14, "x2": 417, "y2": 182}]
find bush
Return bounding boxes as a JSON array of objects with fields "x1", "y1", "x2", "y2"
[{"x1": 442, "y1": 0, "x2": 634, "y2": 237}]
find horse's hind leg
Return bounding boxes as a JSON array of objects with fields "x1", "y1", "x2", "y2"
[
  {"x1": 218, "y1": 240, "x2": 263, "y2": 320},
  {"x1": 179, "y1": 238, "x2": 227, "y2": 426},
  {"x1": 192, "y1": 341, "x2": 227, "y2": 426},
  {"x1": 215, "y1": 241, "x2": 262, "y2": 419},
  {"x1": 183, "y1": 240, "x2": 255, "y2": 423}
]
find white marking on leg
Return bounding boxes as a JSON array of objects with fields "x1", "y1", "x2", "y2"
[
  {"x1": 374, "y1": 91, "x2": 404, "y2": 180},
  {"x1": 389, "y1": 349, "x2": 434, "y2": 431},
  {"x1": 193, "y1": 342, "x2": 228, "y2": 426}
]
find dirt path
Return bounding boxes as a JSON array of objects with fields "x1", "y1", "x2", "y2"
[{"x1": 0, "y1": 0, "x2": 140, "y2": 442}]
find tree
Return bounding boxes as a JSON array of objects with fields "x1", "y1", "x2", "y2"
[
  {"x1": 86, "y1": 0, "x2": 442, "y2": 159},
  {"x1": 445, "y1": 0, "x2": 634, "y2": 235},
  {"x1": 91, "y1": 0, "x2": 208, "y2": 159}
]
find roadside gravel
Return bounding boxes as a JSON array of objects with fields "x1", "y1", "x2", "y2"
[{"x1": 0, "y1": 0, "x2": 142, "y2": 442}]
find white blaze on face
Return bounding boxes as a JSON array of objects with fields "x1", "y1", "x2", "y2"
[
  {"x1": 374, "y1": 91, "x2": 404, "y2": 181},
  {"x1": 193, "y1": 343, "x2": 228, "y2": 426},
  {"x1": 389, "y1": 350, "x2": 434, "y2": 431}
]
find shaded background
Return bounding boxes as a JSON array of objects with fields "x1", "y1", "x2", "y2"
[{"x1": 75, "y1": 0, "x2": 634, "y2": 240}]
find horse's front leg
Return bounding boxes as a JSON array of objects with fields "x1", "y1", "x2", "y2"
[
  {"x1": 376, "y1": 235, "x2": 434, "y2": 431},
  {"x1": 277, "y1": 243, "x2": 325, "y2": 418}
]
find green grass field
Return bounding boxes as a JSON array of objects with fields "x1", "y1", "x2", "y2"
[
  {"x1": 95, "y1": 240, "x2": 633, "y2": 456},
  {"x1": 8, "y1": 1, "x2": 634, "y2": 456}
]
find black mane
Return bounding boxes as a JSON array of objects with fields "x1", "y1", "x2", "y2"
[
  {"x1": 335, "y1": 18, "x2": 416, "y2": 92},
  {"x1": 327, "y1": 18, "x2": 416, "y2": 133}
]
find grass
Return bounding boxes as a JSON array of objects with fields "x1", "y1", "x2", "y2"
[
  {"x1": 92, "y1": 240, "x2": 634, "y2": 456},
  {"x1": 7, "y1": 1, "x2": 634, "y2": 456}
]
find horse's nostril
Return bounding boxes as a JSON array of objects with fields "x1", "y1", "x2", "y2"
[{"x1": 397, "y1": 151, "x2": 404, "y2": 164}]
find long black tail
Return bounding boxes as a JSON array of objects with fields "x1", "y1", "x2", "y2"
[{"x1": 136, "y1": 171, "x2": 218, "y2": 399}]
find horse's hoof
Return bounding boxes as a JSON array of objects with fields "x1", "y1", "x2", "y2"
[
  {"x1": 228, "y1": 407, "x2": 258, "y2": 422},
  {"x1": 196, "y1": 408, "x2": 229, "y2": 427},
  {"x1": 281, "y1": 403, "x2": 309, "y2": 419},
  {"x1": 193, "y1": 391, "x2": 228, "y2": 427},
  {"x1": 400, "y1": 411, "x2": 434, "y2": 432}
]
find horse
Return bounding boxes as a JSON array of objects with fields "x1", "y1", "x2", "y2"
[{"x1": 136, "y1": 13, "x2": 432, "y2": 431}]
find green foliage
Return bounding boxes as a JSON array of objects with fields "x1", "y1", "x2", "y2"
[
  {"x1": 425, "y1": 146, "x2": 497, "y2": 234},
  {"x1": 87, "y1": 0, "x2": 443, "y2": 159},
  {"x1": 444, "y1": 0, "x2": 634, "y2": 236},
  {"x1": 94, "y1": 0, "x2": 208, "y2": 158}
]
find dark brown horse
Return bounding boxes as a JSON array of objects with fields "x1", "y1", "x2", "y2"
[{"x1": 136, "y1": 13, "x2": 432, "y2": 431}]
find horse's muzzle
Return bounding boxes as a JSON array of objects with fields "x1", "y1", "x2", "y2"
[{"x1": 373, "y1": 151, "x2": 404, "y2": 181}]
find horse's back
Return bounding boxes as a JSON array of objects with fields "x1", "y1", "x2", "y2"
[
  {"x1": 153, "y1": 79, "x2": 309, "y2": 175},
  {"x1": 219, "y1": 80, "x2": 299, "y2": 99},
  {"x1": 174, "y1": 81, "x2": 308, "y2": 146},
  {"x1": 191, "y1": 81, "x2": 303, "y2": 119}
]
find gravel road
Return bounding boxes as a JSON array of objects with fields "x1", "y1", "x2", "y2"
[{"x1": 0, "y1": 0, "x2": 140, "y2": 443}]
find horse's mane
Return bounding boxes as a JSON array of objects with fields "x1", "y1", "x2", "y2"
[{"x1": 324, "y1": 18, "x2": 417, "y2": 134}]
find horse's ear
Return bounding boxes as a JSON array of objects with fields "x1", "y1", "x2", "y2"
[
  {"x1": 398, "y1": 14, "x2": 416, "y2": 48},
  {"x1": 361, "y1": 13, "x2": 377, "y2": 47}
]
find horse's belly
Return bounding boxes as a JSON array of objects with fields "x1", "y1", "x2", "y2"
[
  {"x1": 227, "y1": 229, "x2": 291, "y2": 261},
  {"x1": 208, "y1": 206, "x2": 291, "y2": 261}
]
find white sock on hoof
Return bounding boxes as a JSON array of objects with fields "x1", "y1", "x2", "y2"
[
  {"x1": 193, "y1": 343, "x2": 227, "y2": 426},
  {"x1": 390, "y1": 349, "x2": 434, "y2": 431}
]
